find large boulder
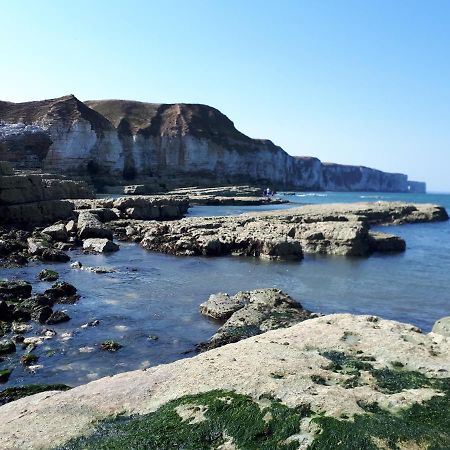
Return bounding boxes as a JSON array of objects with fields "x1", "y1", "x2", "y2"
[
  {"x1": 199, "y1": 288, "x2": 313, "y2": 350},
  {"x1": 77, "y1": 212, "x2": 113, "y2": 240},
  {"x1": 42, "y1": 224, "x2": 68, "y2": 242},
  {"x1": 82, "y1": 238, "x2": 119, "y2": 253},
  {"x1": 0, "y1": 280, "x2": 32, "y2": 300}
]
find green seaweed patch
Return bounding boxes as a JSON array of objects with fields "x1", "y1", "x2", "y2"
[
  {"x1": 0, "y1": 384, "x2": 70, "y2": 406},
  {"x1": 321, "y1": 351, "x2": 434, "y2": 393},
  {"x1": 0, "y1": 368, "x2": 12, "y2": 383},
  {"x1": 310, "y1": 377, "x2": 450, "y2": 450},
  {"x1": 56, "y1": 390, "x2": 309, "y2": 450},
  {"x1": 371, "y1": 368, "x2": 432, "y2": 394}
]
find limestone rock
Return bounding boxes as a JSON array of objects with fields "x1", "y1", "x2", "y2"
[
  {"x1": 432, "y1": 316, "x2": 450, "y2": 337},
  {"x1": 82, "y1": 238, "x2": 119, "y2": 253},
  {"x1": 0, "y1": 314, "x2": 448, "y2": 449},
  {"x1": 130, "y1": 201, "x2": 447, "y2": 259},
  {"x1": 77, "y1": 212, "x2": 113, "y2": 240},
  {"x1": 199, "y1": 293, "x2": 248, "y2": 320},
  {"x1": 42, "y1": 224, "x2": 68, "y2": 242},
  {"x1": 199, "y1": 288, "x2": 313, "y2": 350}
]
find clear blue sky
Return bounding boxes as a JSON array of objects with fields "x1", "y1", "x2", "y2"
[{"x1": 1, "y1": 0, "x2": 449, "y2": 191}]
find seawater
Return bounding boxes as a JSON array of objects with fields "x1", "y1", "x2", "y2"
[{"x1": 1, "y1": 191, "x2": 449, "y2": 387}]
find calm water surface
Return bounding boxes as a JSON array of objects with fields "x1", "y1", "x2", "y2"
[{"x1": 1, "y1": 191, "x2": 449, "y2": 387}]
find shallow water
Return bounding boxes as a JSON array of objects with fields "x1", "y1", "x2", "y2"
[{"x1": 1, "y1": 191, "x2": 449, "y2": 387}]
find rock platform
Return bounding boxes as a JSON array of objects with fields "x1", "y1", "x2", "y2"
[{"x1": 0, "y1": 313, "x2": 448, "y2": 449}]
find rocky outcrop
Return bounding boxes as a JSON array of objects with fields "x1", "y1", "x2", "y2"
[
  {"x1": 118, "y1": 202, "x2": 446, "y2": 259},
  {"x1": 1, "y1": 95, "x2": 421, "y2": 192},
  {"x1": 0, "y1": 314, "x2": 448, "y2": 449},
  {"x1": 72, "y1": 195, "x2": 189, "y2": 220},
  {"x1": 0, "y1": 172, "x2": 94, "y2": 225},
  {"x1": 408, "y1": 180, "x2": 427, "y2": 193},
  {"x1": 432, "y1": 316, "x2": 450, "y2": 337},
  {"x1": 198, "y1": 288, "x2": 314, "y2": 349}
]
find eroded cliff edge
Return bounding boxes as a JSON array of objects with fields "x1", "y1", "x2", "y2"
[{"x1": 1, "y1": 95, "x2": 425, "y2": 192}]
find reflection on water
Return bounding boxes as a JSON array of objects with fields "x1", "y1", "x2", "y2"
[{"x1": 1, "y1": 192, "x2": 449, "y2": 387}]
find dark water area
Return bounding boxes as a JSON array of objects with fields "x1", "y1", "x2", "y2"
[{"x1": 1, "y1": 191, "x2": 449, "y2": 387}]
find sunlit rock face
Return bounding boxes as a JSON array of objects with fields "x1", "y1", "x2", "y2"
[{"x1": 0, "y1": 95, "x2": 413, "y2": 191}]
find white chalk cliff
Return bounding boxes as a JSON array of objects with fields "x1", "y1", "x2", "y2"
[{"x1": 0, "y1": 95, "x2": 423, "y2": 192}]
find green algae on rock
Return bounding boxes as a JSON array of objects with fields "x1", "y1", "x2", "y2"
[
  {"x1": 56, "y1": 379, "x2": 450, "y2": 450},
  {"x1": 0, "y1": 384, "x2": 70, "y2": 406}
]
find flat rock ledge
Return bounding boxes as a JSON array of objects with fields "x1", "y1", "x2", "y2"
[
  {"x1": 0, "y1": 314, "x2": 448, "y2": 449},
  {"x1": 113, "y1": 201, "x2": 447, "y2": 259},
  {"x1": 198, "y1": 288, "x2": 315, "y2": 350}
]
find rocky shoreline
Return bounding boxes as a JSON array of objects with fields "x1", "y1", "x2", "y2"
[
  {"x1": 0, "y1": 312, "x2": 448, "y2": 449},
  {"x1": 1, "y1": 173, "x2": 449, "y2": 448}
]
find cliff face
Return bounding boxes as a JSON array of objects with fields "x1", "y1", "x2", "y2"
[
  {"x1": 321, "y1": 163, "x2": 409, "y2": 192},
  {"x1": 0, "y1": 95, "x2": 416, "y2": 192}
]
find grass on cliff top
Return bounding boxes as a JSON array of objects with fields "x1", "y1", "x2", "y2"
[{"x1": 56, "y1": 376, "x2": 450, "y2": 450}]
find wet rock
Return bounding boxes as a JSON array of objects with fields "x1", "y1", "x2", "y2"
[
  {"x1": 71, "y1": 261, "x2": 82, "y2": 269},
  {"x1": 38, "y1": 269, "x2": 59, "y2": 282},
  {"x1": 81, "y1": 320, "x2": 100, "y2": 328},
  {"x1": 0, "y1": 280, "x2": 32, "y2": 300},
  {"x1": 0, "y1": 339, "x2": 16, "y2": 355},
  {"x1": 77, "y1": 212, "x2": 113, "y2": 240},
  {"x1": 199, "y1": 289, "x2": 313, "y2": 350},
  {"x1": 0, "y1": 369, "x2": 12, "y2": 383},
  {"x1": 31, "y1": 306, "x2": 53, "y2": 324},
  {"x1": 368, "y1": 232, "x2": 406, "y2": 252},
  {"x1": 199, "y1": 293, "x2": 248, "y2": 320},
  {"x1": 42, "y1": 224, "x2": 68, "y2": 242},
  {"x1": 27, "y1": 236, "x2": 70, "y2": 262},
  {"x1": 45, "y1": 281, "x2": 77, "y2": 300},
  {"x1": 83, "y1": 238, "x2": 119, "y2": 253},
  {"x1": 432, "y1": 316, "x2": 450, "y2": 337},
  {"x1": 46, "y1": 311, "x2": 71, "y2": 325},
  {"x1": 85, "y1": 266, "x2": 115, "y2": 274},
  {"x1": 12, "y1": 322, "x2": 32, "y2": 334},
  {"x1": 100, "y1": 340, "x2": 122, "y2": 352},
  {"x1": 21, "y1": 353, "x2": 39, "y2": 366},
  {"x1": 0, "y1": 301, "x2": 12, "y2": 321}
]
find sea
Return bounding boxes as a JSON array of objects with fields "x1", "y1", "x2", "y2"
[{"x1": 1, "y1": 191, "x2": 449, "y2": 387}]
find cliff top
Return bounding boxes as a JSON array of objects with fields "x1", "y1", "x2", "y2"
[
  {"x1": 85, "y1": 99, "x2": 255, "y2": 145},
  {"x1": 0, "y1": 95, "x2": 113, "y2": 132}
]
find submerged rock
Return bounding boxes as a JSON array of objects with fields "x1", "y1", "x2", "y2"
[
  {"x1": 46, "y1": 311, "x2": 70, "y2": 325},
  {"x1": 0, "y1": 339, "x2": 16, "y2": 355}
]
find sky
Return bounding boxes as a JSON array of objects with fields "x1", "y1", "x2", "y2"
[{"x1": 1, "y1": 0, "x2": 449, "y2": 191}]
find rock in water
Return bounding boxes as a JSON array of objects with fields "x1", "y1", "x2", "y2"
[
  {"x1": 77, "y1": 212, "x2": 113, "y2": 240},
  {"x1": 38, "y1": 269, "x2": 59, "y2": 282},
  {"x1": 199, "y1": 288, "x2": 313, "y2": 350},
  {"x1": 82, "y1": 238, "x2": 119, "y2": 253}
]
